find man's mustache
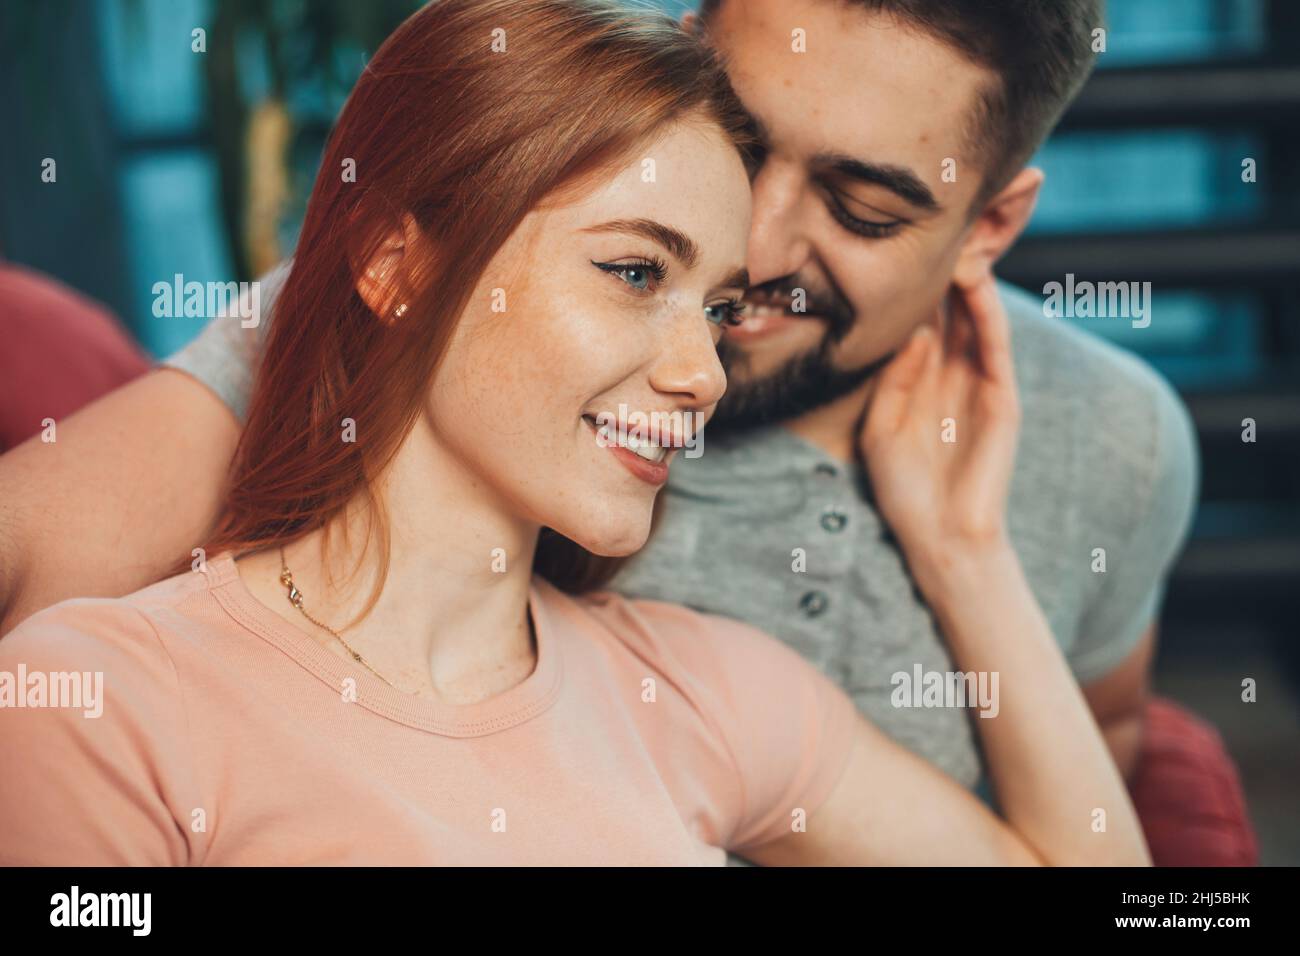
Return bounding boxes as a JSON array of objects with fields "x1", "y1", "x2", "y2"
[{"x1": 743, "y1": 274, "x2": 856, "y2": 340}]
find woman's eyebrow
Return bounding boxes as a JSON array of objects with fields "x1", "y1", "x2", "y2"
[
  {"x1": 581, "y1": 218, "x2": 700, "y2": 268},
  {"x1": 716, "y1": 266, "x2": 750, "y2": 292}
]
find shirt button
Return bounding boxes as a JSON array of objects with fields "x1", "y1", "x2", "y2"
[
  {"x1": 820, "y1": 507, "x2": 848, "y2": 533},
  {"x1": 799, "y1": 590, "x2": 829, "y2": 617}
]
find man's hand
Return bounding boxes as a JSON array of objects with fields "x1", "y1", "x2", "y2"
[{"x1": 859, "y1": 274, "x2": 1021, "y2": 591}]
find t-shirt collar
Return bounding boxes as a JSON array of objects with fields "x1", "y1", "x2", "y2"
[{"x1": 206, "y1": 553, "x2": 564, "y2": 737}]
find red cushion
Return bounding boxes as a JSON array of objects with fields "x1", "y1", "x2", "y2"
[
  {"x1": 1130, "y1": 697, "x2": 1258, "y2": 866},
  {"x1": 0, "y1": 264, "x2": 149, "y2": 453}
]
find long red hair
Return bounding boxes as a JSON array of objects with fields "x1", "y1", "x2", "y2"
[{"x1": 203, "y1": 0, "x2": 754, "y2": 603}]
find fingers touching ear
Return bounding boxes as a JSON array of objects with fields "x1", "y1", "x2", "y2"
[
  {"x1": 868, "y1": 325, "x2": 935, "y2": 436},
  {"x1": 951, "y1": 167, "x2": 1044, "y2": 290},
  {"x1": 964, "y1": 275, "x2": 1015, "y2": 387},
  {"x1": 943, "y1": 288, "x2": 975, "y2": 360}
]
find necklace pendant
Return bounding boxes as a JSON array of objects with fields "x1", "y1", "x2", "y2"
[{"x1": 288, "y1": 585, "x2": 303, "y2": 608}]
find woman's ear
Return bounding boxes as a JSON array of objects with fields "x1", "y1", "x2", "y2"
[{"x1": 354, "y1": 211, "x2": 428, "y2": 322}]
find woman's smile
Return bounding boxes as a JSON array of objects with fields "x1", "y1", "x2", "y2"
[{"x1": 582, "y1": 414, "x2": 674, "y2": 485}]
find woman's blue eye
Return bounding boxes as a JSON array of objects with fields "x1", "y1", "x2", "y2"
[
  {"x1": 618, "y1": 267, "x2": 651, "y2": 290},
  {"x1": 705, "y1": 299, "x2": 746, "y2": 327},
  {"x1": 593, "y1": 258, "x2": 666, "y2": 292}
]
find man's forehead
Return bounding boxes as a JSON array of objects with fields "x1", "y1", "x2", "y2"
[{"x1": 710, "y1": 0, "x2": 993, "y2": 169}]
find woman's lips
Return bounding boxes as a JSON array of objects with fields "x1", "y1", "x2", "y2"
[{"x1": 582, "y1": 416, "x2": 672, "y2": 486}]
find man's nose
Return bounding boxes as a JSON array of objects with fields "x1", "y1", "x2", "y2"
[{"x1": 746, "y1": 158, "x2": 815, "y2": 287}]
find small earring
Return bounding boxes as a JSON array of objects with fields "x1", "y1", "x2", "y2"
[{"x1": 393, "y1": 302, "x2": 409, "y2": 319}]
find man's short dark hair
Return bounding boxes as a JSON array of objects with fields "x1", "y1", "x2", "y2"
[{"x1": 699, "y1": 0, "x2": 1104, "y2": 204}]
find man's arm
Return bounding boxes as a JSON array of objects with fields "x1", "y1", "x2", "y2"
[
  {"x1": 0, "y1": 369, "x2": 238, "y2": 635},
  {"x1": 1066, "y1": 353, "x2": 1197, "y2": 782},
  {"x1": 1083, "y1": 624, "x2": 1157, "y2": 781}
]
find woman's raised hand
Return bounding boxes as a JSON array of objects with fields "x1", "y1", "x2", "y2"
[{"x1": 859, "y1": 274, "x2": 1021, "y2": 592}]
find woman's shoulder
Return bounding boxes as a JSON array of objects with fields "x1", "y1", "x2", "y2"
[
  {"x1": 0, "y1": 566, "x2": 213, "y2": 679},
  {"x1": 546, "y1": 577, "x2": 760, "y2": 649},
  {"x1": 536, "y1": 576, "x2": 815, "y2": 693},
  {"x1": 0, "y1": 572, "x2": 207, "y2": 865},
  {"x1": 533, "y1": 578, "x2": 861, "y2": 854}
]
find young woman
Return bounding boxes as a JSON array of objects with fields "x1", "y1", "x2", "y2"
[{"x1": 0, "y1": 0, "x2": 1147, "y2": 866}]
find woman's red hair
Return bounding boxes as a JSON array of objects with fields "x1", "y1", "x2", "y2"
[{"x1": 202, "y1": 0, "x2": 754, "y2": 605}]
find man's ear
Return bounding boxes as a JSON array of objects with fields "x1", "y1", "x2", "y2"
[
  {"x1": 951, "y1": 167, "x2": 1044, "y2": 290},
  {"x1": 354, "y1": 212, "x2": 427, "y2": 322}
]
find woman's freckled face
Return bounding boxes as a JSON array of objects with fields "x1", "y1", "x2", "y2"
[{"x1": 426, "y1": 120, "x2": 752, "y2": 555}]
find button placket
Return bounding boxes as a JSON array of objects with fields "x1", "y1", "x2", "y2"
[
  {"x1": 795, "y1": 458, "x2": 849, "y2": 620},
  {"x1": 798, "y1": 589, "x2": 829, "y2": 618},
  {"x1": 798, "y1": 457, "x2": 857, "y2": 583},
  {"x1": 819, "y1": 507, "x2": 848, "y2": 533}
]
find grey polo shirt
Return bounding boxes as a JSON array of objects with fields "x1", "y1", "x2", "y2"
[
  {"x1": 167, "y1": 272, "x2": 1198, "y2": 799},
  {"x1": 612, "y1": 283, "x2": 1197, "y2": 795},
  {"x1": 612, "y1": 282, "x2": 1198, "y2": 800}
]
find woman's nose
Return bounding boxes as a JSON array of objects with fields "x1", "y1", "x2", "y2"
[{"x1": 648, "y1": 312, "x2": 727, "y2": 410}]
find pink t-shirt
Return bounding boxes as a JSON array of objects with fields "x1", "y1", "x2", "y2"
[{"x1": 0, "y1": 554, "x2": 858, "y2": 865}]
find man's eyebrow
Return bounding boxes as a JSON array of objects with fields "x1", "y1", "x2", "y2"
[
  {"x1": 581, "y1": 218, "x2": 699, "y2": 268},
  {"x1": 816, "y1": 153, "x2": 940, "y2": 212}
]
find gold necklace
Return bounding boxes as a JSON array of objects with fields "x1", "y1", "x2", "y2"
[{"x1": 278, "y1": 548, "x2": 398, "y2": 689}]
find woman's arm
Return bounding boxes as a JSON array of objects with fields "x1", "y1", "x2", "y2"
[
  {"x1": 0, "y1": 369, "x2": 238, "y2": 635},
  {"x1": 0, "y1": 600, "x2": 201, "y2": 864},
  {"x1": 747, "y1": 275, "x2": 1149, "y2": 866}
]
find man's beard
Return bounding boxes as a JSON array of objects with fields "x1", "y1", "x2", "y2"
[{"x1": 709, "y1": 274, "x2": 893, "y2": 434}]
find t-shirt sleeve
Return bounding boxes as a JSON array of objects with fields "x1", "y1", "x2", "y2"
[
  {"x1": 666, "y1": 610, "x2": 860, "y2": 854},
  {"x1": 1068, "y1": 370, "x2": 1199, "y2": 683},
  {"x1": 0, "y1": 600, "x2": 203, "y2": 865},
  {"x1": 162, "y1": 260, "x2": 289, "y2": 422}
]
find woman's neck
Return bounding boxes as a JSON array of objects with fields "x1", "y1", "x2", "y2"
[{"x1": 235, "y1": 418, "x2": 542, "y2": 703}]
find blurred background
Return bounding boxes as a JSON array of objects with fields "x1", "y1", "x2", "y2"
[{"x1": 1, "y1": 0, "x2": 1296, "y2": 861}]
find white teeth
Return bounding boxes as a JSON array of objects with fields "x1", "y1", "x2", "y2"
[
  {"x1": 619, "y1": 431, "x2": 667, "y2": 462},
  {"x1": 585, "y1": 416, "x2": 667, "y2": 463},
  {"x1": 628, "y1": 441, "x2": 667, "y2": 463}
]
